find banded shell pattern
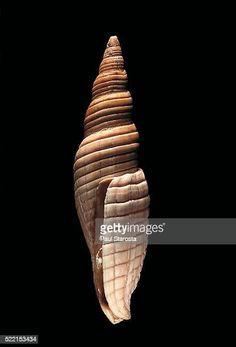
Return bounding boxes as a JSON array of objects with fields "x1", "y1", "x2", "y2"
[{"x1": 74, "y1": 36, "x2": 150, "y2": 324}]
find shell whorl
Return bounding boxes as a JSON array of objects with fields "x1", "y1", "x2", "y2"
[
  {"x1": 74, "y1": 36, "x2": 150, "y2": 324},
  {"x1": 84, "y1": 36, "x2": 132, "y2": 136}
]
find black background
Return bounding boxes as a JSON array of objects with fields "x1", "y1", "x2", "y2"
[{"x1": 1, "y1": 3, "x2": 235, "y2": 344}]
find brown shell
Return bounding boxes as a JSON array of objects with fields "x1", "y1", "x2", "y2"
[{"x1": 74, "y1": 36, "x2": 150, "y2": 324}]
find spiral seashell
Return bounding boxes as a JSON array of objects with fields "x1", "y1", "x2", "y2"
[{"x1": 74, "y1": 36, "x2": 150, "y2": 324}]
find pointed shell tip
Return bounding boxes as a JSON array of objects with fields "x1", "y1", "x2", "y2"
[{"x1": 107, "y1": 35, "x2": 120, "y2": 47}]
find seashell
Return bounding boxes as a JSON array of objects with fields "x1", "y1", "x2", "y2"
[{"x1": 74, "y1": 36, "x2": 150, "y2": 324}]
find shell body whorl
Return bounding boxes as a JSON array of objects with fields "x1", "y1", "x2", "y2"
[{"x1": 74, "y1": 36, "x2": 150, "y2": 324}]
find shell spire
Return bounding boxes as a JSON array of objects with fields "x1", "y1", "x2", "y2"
[
  {"x1": 84, "y1": 36, "x2": 132, "y2": 136},
  {"x1": 99, "y1": 36, "x2": 124, "y2": 74},
  {"x1": 95, "y1": 35, "x2": 125, "y2": 98},
  {"x1": 74, "y1": 36, "x2": 150, "y2": 324}
]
